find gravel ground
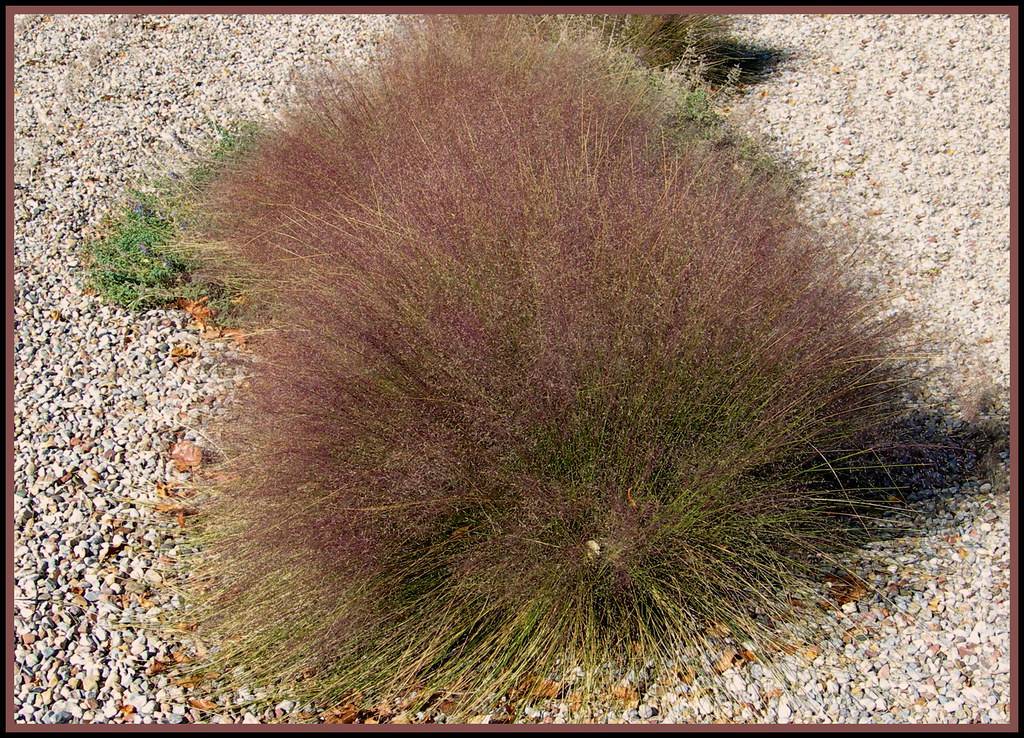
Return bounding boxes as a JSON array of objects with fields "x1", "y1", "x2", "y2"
[
  {"x1": 12, "y1": 12, "x2": 1011, "y2": 725},
  {"x1": 13, "y1": 14, "x2": 398, "y2": 725}
]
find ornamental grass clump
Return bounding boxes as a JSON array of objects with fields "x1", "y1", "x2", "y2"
[{"x1": 188, "y1": 16, "x2": 909, "y2": 719}]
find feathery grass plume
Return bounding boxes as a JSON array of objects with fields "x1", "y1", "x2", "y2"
[{"x1": 185, "y1": 15, "x2": 911, "y2": 720}]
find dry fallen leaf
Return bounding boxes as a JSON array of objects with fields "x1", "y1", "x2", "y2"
[
  {"x1": 323, "y1": 704, "x2": 359, "y2": 724},
  {"x1": 178, "y1": 296, "x2": 215, "y2": 327},
  {"x1": 610, "y1": 684, "x2": 639, "y2": 703},
  {"x1": 716, "y1": 649, "x2": 739, "y2": 673},
  {"x1": 188, "y1": 698, "x2": 218, "y2": 711},
  {"x1": 146, "y1": 660, "x2": 168, "y2": 676},
  {"x1": 171, "y1": 651, "x2": 193, "y2": 665},
  {"x1": 169, "y1": 344, "x2": 197, "y2": 364},
  {"x1": 169, "y1": 440, "x2": 202, "y2": 471},
  {"x1": 533, "y1": 679, "x2": 561, "y2": 699}
]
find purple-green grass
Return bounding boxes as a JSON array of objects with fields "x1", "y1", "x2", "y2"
[{"x1": 178, "y1": 15, "x2": 919, "y2": 722}]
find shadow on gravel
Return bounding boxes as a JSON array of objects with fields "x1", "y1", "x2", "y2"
[
  {"x1": 706, "y1": 40, "x2": 790, "y2": 85},
  {"x1": 850, "y1": 406, "x2": 1010, "y2": 545}
]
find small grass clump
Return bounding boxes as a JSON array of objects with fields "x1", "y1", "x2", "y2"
[
  {"x1": 82, "y1": 121, "x2": 259, "y2": 315},
  {"x1": 185, "y1": 16, "x2": 911, "y2": 721},
  {"x1": 536, "y1": 13, "x2": 779, "y2": 83},
  {"x1": 529, "y1": 14, "x2": 791, "y2": 186}
]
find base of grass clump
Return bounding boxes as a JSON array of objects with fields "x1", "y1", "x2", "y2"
[
  {"x1": 82, "y1": 121, "x2": 260, "y2": 321},
  {"x1": 173, "y1": 15, "x2": 918, "y2": 722}
]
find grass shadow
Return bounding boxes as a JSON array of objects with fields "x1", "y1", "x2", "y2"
[{"x1": 702, "y1": 38, "x2": 789, "y2": 85}]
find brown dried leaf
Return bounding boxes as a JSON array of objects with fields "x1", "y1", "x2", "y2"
[
  {"x1": 178, "y1": 296, "x2": 214, "y2": 327},
  {"x1": 715, "y1": 649, "x2": 740, "y2": 673},
  {"x1": 171, "y1": 651, "x2": 193, "y2": 665},
  {"x1": 188, "y1": 698, "x2": 218, "y2": 711},
  {"x1": 610, "y1": 685, "x2": 639, "y2": 704},
  {"x1": 146, "y1": 660, "x2": 167, "y2": 676},
  {"x1": 169, "y1": 440, "x2": 202, "y2": 471},
  {"x1": 169, "y1": 344, "x2": 197, "y2": 364},
  {"x1": 323, "y1": 704, "x2": 359, "y2": 724}
]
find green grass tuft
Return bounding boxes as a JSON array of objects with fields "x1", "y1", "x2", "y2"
[
  {"x1": 82, "y1": 121, "x2": 260, "y2": 317},
  {"x1": 82, "y1": 192, "x2": 185, "y2": 310}
]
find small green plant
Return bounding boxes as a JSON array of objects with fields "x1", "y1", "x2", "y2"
[
  {"x1": 82, "y1": 121, "x2": 259, "y2": 316},
  {"x1": 83, "y1": 192, "x2": 184, "y2": 309}
]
